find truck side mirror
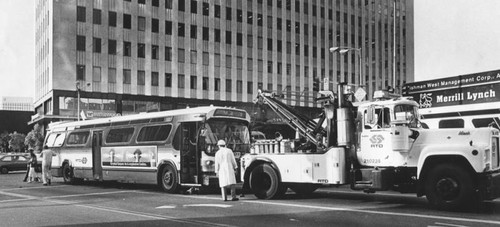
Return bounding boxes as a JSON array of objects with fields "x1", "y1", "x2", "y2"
[{"x1": 367, "y1": 105, "x2": 377, "y2": 125}]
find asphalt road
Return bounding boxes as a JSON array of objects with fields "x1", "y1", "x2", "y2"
[{"x1": 1, "y1": 171, "x2": 500, "y2": 227}]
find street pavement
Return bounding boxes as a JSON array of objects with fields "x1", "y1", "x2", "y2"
[{"x1": 1, "y1": 171, "x2": 500, "y2": 227}]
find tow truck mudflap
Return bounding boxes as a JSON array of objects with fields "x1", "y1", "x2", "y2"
[{"x1": 478, "y1": 170, "x2": 500, "y2": 200}]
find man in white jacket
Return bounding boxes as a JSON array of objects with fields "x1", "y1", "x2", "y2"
[
  {"x1": 41, "y1": 146, "x2": 57, "y2": 186},
  {"x1": 215, "y1": 140, "x2": 239, "y2": 201}
]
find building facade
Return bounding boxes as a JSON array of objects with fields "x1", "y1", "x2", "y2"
[
  {"x1": 1, "y1": 97, "x2": 33, "y2": 112},
  {"x1": 33, "y1": 0, "x2": 414, "y2": 126}
]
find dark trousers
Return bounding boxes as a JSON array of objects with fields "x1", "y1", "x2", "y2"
[{"x1": 23, "y1": 164, "x2": 30, "y2": 181}]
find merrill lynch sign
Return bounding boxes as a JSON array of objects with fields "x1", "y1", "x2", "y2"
[{"x1": 403, "y1": 69, "x2": 500, "y2": 109}]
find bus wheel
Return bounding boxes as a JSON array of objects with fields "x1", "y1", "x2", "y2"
[
  {"x1": 424, "y1": 163, "x2": 476, "y2": 210},
  {"x1": 290, "y1": 184, "x2": 319, "y2": 196},
  {"x1": 62, "y1": 163, "x2": 81, "y2": 184},
  {"x1": 249, "y1": 163, "x2": 285, "y2": 199},
  {"x1": 161, "y1": 164, "x2": 179, "y2": 193}
]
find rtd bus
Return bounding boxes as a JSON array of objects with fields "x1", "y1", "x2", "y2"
[
  {"x1": 420, "y1": 113, "x2": 500, "y2": 130},
  {"x1": 43, "y1": 106, "x2": 251, "y2": 192}
]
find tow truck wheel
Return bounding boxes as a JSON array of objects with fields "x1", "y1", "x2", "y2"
[
  {"x1": 249, "y1": 163, "x2": 285, "y2": 199},
  {"x1": 290, "y1": 183, "x2": 320, "y2": 196},
  {"x1": 424, "y1": 163, "x2": 476, "y2": 210},
  {"x1": 161, "y1": 164, "x2": 179, "y2": 193}
]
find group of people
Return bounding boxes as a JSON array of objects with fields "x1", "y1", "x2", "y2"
[{"x1": 22, "y1": 146, "x2": 56, "y2": 186}]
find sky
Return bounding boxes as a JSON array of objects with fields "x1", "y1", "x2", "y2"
[
  {"x1": 1, "y1": 0, "x2": 500, "y2": 99},
  {"x1": 414, "y1": 0, "x2": 500, "y2": 81},
  {"x1": 0, "y1": 0, "x2": 35, "y2": 98}
]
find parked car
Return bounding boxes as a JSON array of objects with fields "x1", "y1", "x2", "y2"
[
  {"x1": 251, "y1": 131, "x2": 266, "y2": 140},
  {"x1": 0, "y1": 154, "x2": 29, "y2": 174}
]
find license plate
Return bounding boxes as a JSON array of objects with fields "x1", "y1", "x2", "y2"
[{"x1": 234, "y1": 152, "x2": 241, "y2": 158}]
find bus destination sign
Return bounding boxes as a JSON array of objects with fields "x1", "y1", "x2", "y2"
[{"x1": 214, "y1": 109, "x2": 247, "y2": 119}]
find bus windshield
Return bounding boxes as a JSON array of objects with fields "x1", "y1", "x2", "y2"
[
  {"x1": 45, "y1": 132, "x2": 66, "y2": 147},
  {"x1": 202, "y1": 119, "x2": 251, "y2": 155}
]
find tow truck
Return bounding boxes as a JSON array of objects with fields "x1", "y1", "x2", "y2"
[{"x1": 240, "y1": 83, "x2": 500, "y2": 210}]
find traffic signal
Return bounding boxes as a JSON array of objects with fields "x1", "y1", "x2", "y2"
[{"x1": 313, "y1": 78, "x2": 320, "y2": 91}]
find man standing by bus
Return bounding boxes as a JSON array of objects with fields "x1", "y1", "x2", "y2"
[
  {"x1": 41, "y1": 145, "x2": 57, "y2": 186},
  {"x1": 215, "y1": 140, "x2": 239, "y2": 201}
]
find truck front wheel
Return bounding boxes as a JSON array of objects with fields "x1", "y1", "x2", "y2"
[
  {"x1": 424, "y1": 163, "x2": 476, "y2": 210},
  {"x1": 249, "y1": 163, "x2": 286, "y2": 199}
]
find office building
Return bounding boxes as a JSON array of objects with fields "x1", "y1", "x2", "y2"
[{"x1": 32, "y1": 0, "x2": 414, "y2": 126}]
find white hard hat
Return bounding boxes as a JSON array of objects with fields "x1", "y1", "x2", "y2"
[{"x1": 217, "y1": 140, "x2": 226, "y2": 146}]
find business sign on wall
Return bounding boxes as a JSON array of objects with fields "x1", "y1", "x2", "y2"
[{"x1": 403, "y1": 69, "x2": 500, "y2": 109}]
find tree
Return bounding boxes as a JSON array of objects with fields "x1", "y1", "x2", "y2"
[
  {"x1": 25, "y1": 124, "x2": 45, "y2": 151},
  {"x1": 9, "y1": 132, "x2": 26, "y2": 153},
  {"x1": 0, "y1": 131, "x2": 11, "y2": 153}
]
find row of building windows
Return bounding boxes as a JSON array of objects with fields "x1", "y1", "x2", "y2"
[
  {"x1": 77, "y1": 35, "x2": 344, "y2": 61},
  {"x1": 78, "y1": 43, "x2": 342, "y2": 79},
  {"x1": 78, "y1": 6, "x2": 363, "y2": 37},
  {"x1": 76, "y1": 65, "x2": 320, "y2": 94},
  {"x1": 117, "y1": 0, "x2": 358, "y2": 19}
]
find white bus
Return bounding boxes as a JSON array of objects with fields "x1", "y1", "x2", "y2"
[
  {"x1": 421, "y1": 114, "x2": 500, "y2": 129},
  {"x1": 43, "y1": 106, "x2": 251, "y2": 193}
]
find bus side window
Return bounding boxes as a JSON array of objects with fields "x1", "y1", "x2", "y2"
[
  {"x1": 137, "y1": 124, "x2": 172, "y2": 142},
  {"x1": 438, "y1": 119, "x2": 464, "y2": 128},
  {"x1": 106, "y1": 127, "x2": 135, "y2": 143},
  {"x1": 66, "y1": 131, "x2": 90, "y2": 145},
  {"x1": 472, "y1": 118, "x2": 498, "y2": 128}
]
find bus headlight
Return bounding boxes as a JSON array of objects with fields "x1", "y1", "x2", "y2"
[{"x1": 205, "y1": 160, "x2": 214, "y2": 167}]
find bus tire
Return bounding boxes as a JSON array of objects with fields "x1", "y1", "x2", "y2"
[
  {"x1": 161, "y1": 164, "x2": 179, "y2": 193},
  {"x1": 290, "y1": 183, "x2": 319, "y2": 196},
  {"x1": 424, "y1": 163, "x2": 476, "y2": 210},
  {"x1": 62, "y1": 163, "x2": 82, "y2": 184},
  {"x1": 249, "y1": 163, "x2": 285, "y2": 199}
]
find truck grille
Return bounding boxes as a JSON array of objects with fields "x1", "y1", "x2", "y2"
[{"x1": 493, "y1": 137, "x2": 499, "y2": 169}]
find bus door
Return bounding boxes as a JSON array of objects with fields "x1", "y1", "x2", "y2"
[
  {"x1": 179, "y1": 122, "x2": 200, "y2": 185},
  {"x1": 92, "y1": 131, "x2": 103, "y2": 180}
]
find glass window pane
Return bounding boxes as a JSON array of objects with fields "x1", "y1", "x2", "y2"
[
  {"x1": 66, "y1": 131, "x2": 90, "y2": 145},
  {"x1": 137, "y1": 125, "x2": 172, "y2": 142},
  {"x1": 106, "y1": 128, "x2": 135, "y2": 143}
]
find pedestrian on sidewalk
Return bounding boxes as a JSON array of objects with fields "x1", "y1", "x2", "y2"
[
  {"x1": 23, "y1": 149, "x2": 37, "y2": 182},
  {"x1": 41, "y1": 145, "x2": 56, "y2": 186},
  {"x1": 215, "y1": 139, "x2": 239, "y2": 201}
]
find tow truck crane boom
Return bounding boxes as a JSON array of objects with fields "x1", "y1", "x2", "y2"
[{"x1": 256, "y1": 90, "x2": 328, "y2": 150}]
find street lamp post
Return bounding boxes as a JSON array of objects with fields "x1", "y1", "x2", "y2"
[
  {"x1": 76, "y1": 82, "x2": 81, "y2": 121},
  {"x1": 329, "y1": 46, "x2": 363, "y2": 87}
]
